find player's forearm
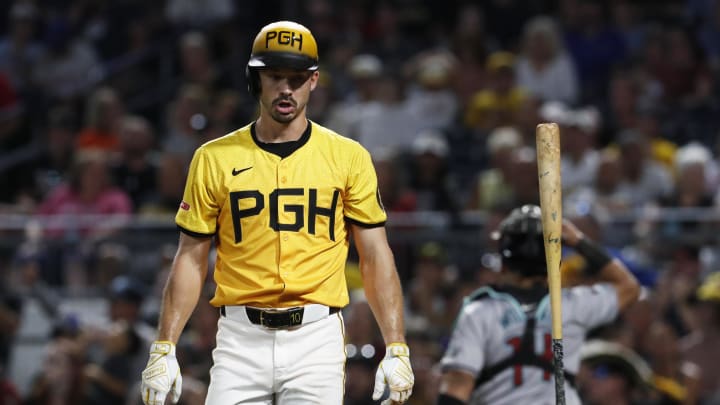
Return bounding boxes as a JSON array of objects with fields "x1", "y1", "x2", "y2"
[
  {"x1": 157, "y1": 262, "x2": 205, "y2": 343},
  {"x1": 157, "y1": 236, "x2": 210, "y2": 343},
  {"x1": 361, "y1": 246, "x2": 406, "y2": 345},
  {"x1": 597, "y1": 258, "x2": 640, "y2": 311}
]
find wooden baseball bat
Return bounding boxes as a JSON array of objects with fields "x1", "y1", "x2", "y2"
[{"x1": 536, "y1": 122, "x2": 565, "y2": 405}]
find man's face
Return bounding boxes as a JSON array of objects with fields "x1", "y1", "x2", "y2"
[{"x1": 258, "y1": 68, "x2": 318, "y2": 123}]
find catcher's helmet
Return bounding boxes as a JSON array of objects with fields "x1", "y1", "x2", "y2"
[
  {"x1": 246, "y1": 21, "x2": 319, "y2": 98},
  {"x1": 491, "y1": 204, "x2": 547, "y2": 276}
]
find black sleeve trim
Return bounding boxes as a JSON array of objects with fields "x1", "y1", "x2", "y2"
[
  {"x1": 177, "y1": 225, "x2": 216, "y2": 238},
  {"x1": 344, "y1": 216, "x2": 386, "y2": 228}
]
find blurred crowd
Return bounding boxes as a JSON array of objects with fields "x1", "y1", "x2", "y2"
[{"x1": 2, "y1": 0, "x2": 720, "y2": 404}]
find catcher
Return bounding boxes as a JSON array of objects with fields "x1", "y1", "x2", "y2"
[{"x1": 436, "y1": 204, "x2": 640, "y2": 404}]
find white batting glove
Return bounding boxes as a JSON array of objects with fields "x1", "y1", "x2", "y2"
[
  {"x1": 141, "y1": 341, "x2": 182, "y2": 405},
  {"x1": 372, "y1": 343, "x2": 414, "y2": 404}
]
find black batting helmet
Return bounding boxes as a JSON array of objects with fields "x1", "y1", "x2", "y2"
[
  {"x1": 246, "y1": 21, "x2": 319, "y2": 98},
  {"x1": 491, "y1": 204, "x2": 547, "y2": 276}
]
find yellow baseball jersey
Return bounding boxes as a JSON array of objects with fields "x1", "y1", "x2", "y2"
[{"x1": 176, "y1": 121, "x2": 386, "y2": 308}]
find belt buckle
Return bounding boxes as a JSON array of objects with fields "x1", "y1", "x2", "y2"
[{"x1": 259, "y1": 310, "x2": 280, "y2": 329}]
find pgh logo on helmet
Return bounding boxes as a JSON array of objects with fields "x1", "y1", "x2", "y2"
[{"x1": 246, "y1": 21, "x2": 319, "y2": 98}]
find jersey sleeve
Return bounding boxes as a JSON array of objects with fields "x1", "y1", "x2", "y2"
[
  {"x1": 440, "y1": 303, "x2": 486, "y2": 375},
  {"x1": 564, "y1": 283, "x2": 619, "y2": 329},
  {"x1": 344, "y1": 146, "x2": 387, "y2": 226},
  {"x1": 175, "y1": 147, "x2": 220, "y2": 236}
]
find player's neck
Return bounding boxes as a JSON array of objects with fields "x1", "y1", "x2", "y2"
[{"x1": 255, "y1": 116, "x2": 308, "y2": 143}]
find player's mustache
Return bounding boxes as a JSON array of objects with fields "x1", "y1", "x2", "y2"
[{"x1": 273, "y1": 97, "x2": 297, "y2": 107}]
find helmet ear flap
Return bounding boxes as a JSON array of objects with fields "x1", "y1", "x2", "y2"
[{"x1": 246, "y1": 66, "x2": 260, "y2": 99}]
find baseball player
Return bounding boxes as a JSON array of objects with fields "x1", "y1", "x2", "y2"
[
  {"x1": 140, "y1": 21, "x2": 413, "y2": 405},
  {"x1": 436, "y1": 205, "x2": 640, "y2": 405}
]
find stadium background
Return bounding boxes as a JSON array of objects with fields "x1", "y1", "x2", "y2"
[{"x1": 1, "y1": 0, "x2": 720, "y2": 404}]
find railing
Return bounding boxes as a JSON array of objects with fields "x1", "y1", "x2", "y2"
[{"x1": 0, "y1": 207, "x2": 717, "y2": 268}]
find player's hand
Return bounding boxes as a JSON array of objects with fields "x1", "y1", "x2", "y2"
[
  {"x1": 141, "y1": 341, "x2": 182, "y2": 405},
  {"x1": 372, "y1": 343, "x2": 414, "y2": 404}
]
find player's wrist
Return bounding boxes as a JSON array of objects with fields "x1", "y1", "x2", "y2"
[
  {"x1": 385, "y1": 342, "x2": 410, "y2": 357},
  {"x1": 575, "y1": 238, "x2": 613, "y2": 276},
  {"x1": 150, "y1": 340, "x2": 176, "y2": 356}
]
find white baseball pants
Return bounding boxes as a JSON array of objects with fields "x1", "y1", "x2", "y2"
[{"x1": 205, "y1": 307, "x2": 345, "y2": 404}]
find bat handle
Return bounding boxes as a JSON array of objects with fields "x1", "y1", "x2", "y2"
[{"x1": 553, "y1": 339, "x2": 566, "y2": 405}]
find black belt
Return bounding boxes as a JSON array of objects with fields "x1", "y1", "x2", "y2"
[{"x1": 220, "y1": 305, "x2": 340, "y2": 329}]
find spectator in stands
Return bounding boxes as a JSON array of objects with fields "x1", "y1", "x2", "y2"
[
  {"x1": 566, "y1": 148, "x2": 630, "y2": 215},
  {"x1": 448, "y1": 4, "x2": 493, "y2": 109},
  {"x1": 82, "y1": 320, "x2": 143, "y2": 405},
  {"x1": 516, "y1": 16, "x2": 579, "y2": 104},
  {"x1": 36, "y1": 150, "x2": 133, "y2": 239},
  {"x1": 325, "y1": 53, "x2": 393, "y2": 144},
  {"x1": 652, "y1": 28, "x2": 711, "y2": 105},
  {"x1": 112, "y1": 115, "x2": 157, "y2": 210},
  {"x1": 32, "y1": 16, "x2": 102, "y2": 102},
  {"x1": 24, "y1": 320, "x2": 85, "y2": 405},
  {"x1": 105, "y1": 274, "x2": 154, "y2": 348},
  {"x1": 602, "y1": 68, "x2": 648, "y2": 144},
  {"x1": 610, "y1": 1, "x2": 646, "y2": 57},
  {"x1": 465, "y1": 126, "x2": 523, "y2": 211},
  {"x1": 576, "y1": 340, "x2": 653, "y2": 405},
  {"x1": 138, "y1": 154, "x2": 187, "y2": 216},
  {"x1": 76, "y1": 87, "x2": 124, "y2": 153},
  {"x1": 374, "y1": 148, "x2": 416, "y2": 213},
  {"x1": 406, "y1": 242, "x2": 454, "y2": 332},
  {"x1": 505, "y1": 146, "x2": 541, "y2": 206},
  {"x1": 403, "y1": 51, "x2": 459, "y2": 135},
  {"x1": 161, "y1": 84, "x2": 210, "y2": 164},
  {"x1": 178, "y1": 31, "x2": 228, "y2": 98},
  {"x1": 640, "y1": 320, "x2": 702, "y2": 405},
  {"x1": 464, "y1": 51, "x2": 527, "y2": 132},
  {"x1": 513, "y1": 95, "x2": 543, "y2": 144},
  {"x1": 652, "y1": 143, "x2": 716, "y2": 246},
  {"x1": 406, "y1": 129, "x2": 460, "y2": 216},
  {"x1": 0, "y1": 103, "x2": 76, "y2": 212},
  {"x1": 681, "y1": 272, "x2": 720, "y2": 401},
  {"x1": 558, "y1": 105, "x2": 602, "y2": 194},
  {"x1": 614, "y1": 129, "x2": 674, "y2": 209},
  {"x1": 0, "y1": 1, "x2": 44, "y2": 93},
  {"x1": 562, "y1": 1, "x2": 627, "y2": 103},
  {"x1": 206, "y1": 89, "x2": 243, "y2": 138},
  {"x1": 635, "y1": 107, "x2": 677, "y2": 170}
]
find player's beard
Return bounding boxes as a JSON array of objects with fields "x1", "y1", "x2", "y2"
[{"x1": 268, "y1": 97, "x2": 302, "y2": 124}]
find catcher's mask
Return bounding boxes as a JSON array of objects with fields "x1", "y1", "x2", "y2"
[
  {"x1": 246, "y1": 21, "x2": 319, "y2": 99},
  {"x1": 491, "y1": 204, "x2": 548, "y2": 276}
]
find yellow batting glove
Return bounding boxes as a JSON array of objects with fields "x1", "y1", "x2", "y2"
[
  {"x1": 141, "y1": 341, "x2": 182, "y2": 405},
  {"x1": 372, "y1": 343, "x2": 414, "y2": 404}
]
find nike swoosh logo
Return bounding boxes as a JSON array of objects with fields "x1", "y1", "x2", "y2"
[{"x1": 232, "y1": 166, "x2": 252, "y2": 176}]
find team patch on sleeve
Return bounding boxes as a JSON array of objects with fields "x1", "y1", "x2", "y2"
[{"x1": 180, "y1": 201, "x2": 190, "y2": 210}]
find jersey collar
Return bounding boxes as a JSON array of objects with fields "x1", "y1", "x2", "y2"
[{"x1": 250, "y1": 120, "x2": 312, "y2": 159}]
